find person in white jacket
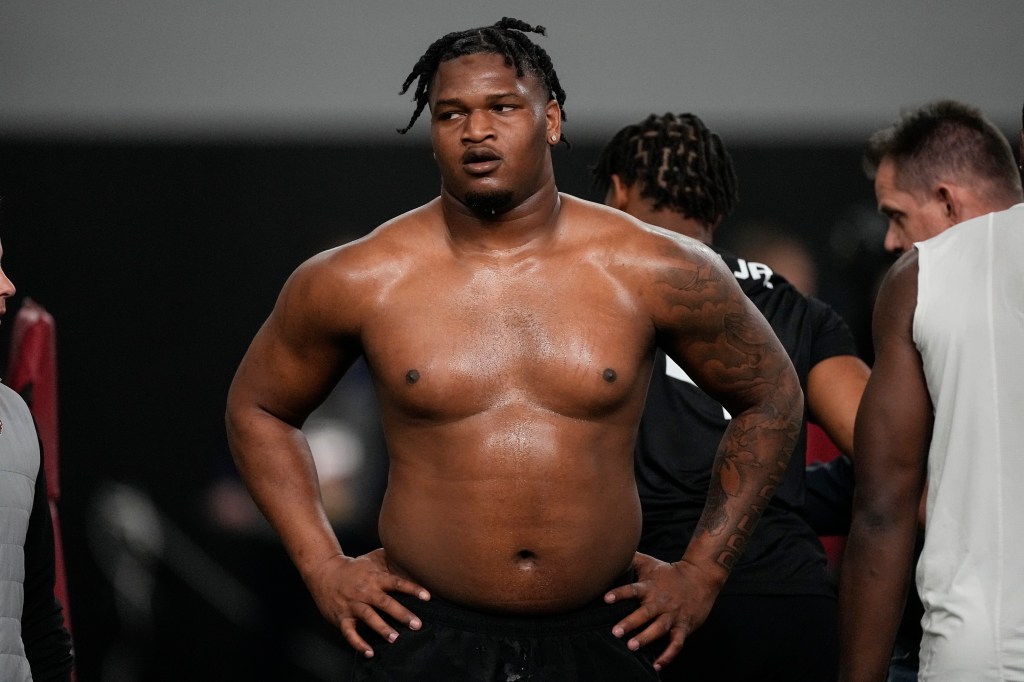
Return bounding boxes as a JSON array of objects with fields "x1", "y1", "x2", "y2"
[{"x1": 0, "y1": 236, "x2": 74, "y2": 682}]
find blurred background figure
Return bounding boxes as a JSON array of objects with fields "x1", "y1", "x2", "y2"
[
  {"x1": 592, "y1": 112, "x2": 870, "y2": 682},
  {"x1": 729, "y1": 221, "x2": 821, "y2": 296},
  {"x1": 729, "y1": 221, "x2": 854, "y2": 571}
]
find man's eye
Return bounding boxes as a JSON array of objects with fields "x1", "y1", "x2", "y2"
[{"x1": 493, "y1": 105, "x2": 515, "y2": 112}]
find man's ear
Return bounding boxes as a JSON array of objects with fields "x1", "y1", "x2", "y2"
[
  {"x1": 606, "y1": 174, "x2": 631, "y2": 210},
  {"x1": 545, "y1": 100, "x2": 562, "y2": 145},
  {"x1": 935, "y1": 184, "x2": 963, "y2": 226}
]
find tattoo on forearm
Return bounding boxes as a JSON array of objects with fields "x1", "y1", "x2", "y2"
[
  {"x1": 697, "y1": 390, "x2": 801, "y2": 571},
  {"x1": 701, "y1": 458, "x2": 786, "y2": 570}
]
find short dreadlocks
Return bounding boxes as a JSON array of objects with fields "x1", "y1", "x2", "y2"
[
  {"x1": 592, "y1": 113, "x2": 738, "y2": 228},
  {"x1": 397, "y1": 17, "x2": 568, "y2": 145}
]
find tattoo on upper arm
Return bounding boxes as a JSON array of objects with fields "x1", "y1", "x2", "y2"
[
  {"x1": 723, "y1": 313, "x2": 776, "y2": 360},
  {"x1": 658, "y1": 262, "x2": 773, "y2": 378},
  {"x1": 658, "y1": 261, "x2": 721, "y2": 304}
]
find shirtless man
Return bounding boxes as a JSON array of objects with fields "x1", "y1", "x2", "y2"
[{"x1": 226, "y1": 18, "x2": 802, "y2": 680}]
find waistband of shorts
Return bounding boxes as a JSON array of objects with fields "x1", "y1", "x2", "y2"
[{"x1": 392, "y1": 570, "x2": 640, "y2": 637}]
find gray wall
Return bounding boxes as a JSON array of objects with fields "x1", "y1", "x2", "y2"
[{"x1": 3, "y1": 0, "x2": 1021, "y2": 141}]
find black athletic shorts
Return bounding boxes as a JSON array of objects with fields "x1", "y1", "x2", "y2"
[{"x1": 343, "y1": 591, "x2": 660, "y2": 681}]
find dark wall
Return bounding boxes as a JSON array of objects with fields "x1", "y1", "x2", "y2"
[{"x1": 0, "y1": 137, "x2": 891, "y2": 680}]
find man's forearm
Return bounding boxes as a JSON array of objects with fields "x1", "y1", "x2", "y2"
[
  {"x1": 839, "y1": 507, "x2": 918, "y2": 682},
  {"x1": 227, "y1": 406, "x2": 345, "y2": 576},
  {"x1": 684, "y1": 391, "x2": 801, "y2": 576}
]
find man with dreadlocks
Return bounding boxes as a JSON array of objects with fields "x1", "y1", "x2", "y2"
[
  {"x1": 227, "y1": 20, "x2": 802, "y2": 680},
  {"x1": 593, "y1": 112, "x2": 870, "y2": 681}
]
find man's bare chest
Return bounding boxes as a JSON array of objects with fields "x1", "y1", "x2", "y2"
[{"x1": 361, "y1": 270, "x2": 653, "y2": 418}]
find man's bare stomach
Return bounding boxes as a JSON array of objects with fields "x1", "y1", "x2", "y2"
[{"x1": 377, "y1": 477, "x2": 642, "y2": 614}]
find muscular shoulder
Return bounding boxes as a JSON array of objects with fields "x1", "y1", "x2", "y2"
[
  {"x1": 560, "y1": 194, "x2": 719, "y2": 274},
  {"x1": 278, "y1": 202, "x2": 442, "y2": 333},
  {"x1": 879, "y1": 250, "x2": 919, "y2": 303},
  {"x1": 559, "y1": 195, "x2": 731, "y2": 325},
  {"x1": 872, "y1": 250, "x2": 919, "y2": 346}
]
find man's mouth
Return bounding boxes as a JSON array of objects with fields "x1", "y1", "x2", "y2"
[{"x1": 462, "y1": 148, "x2": 502, "y2": 175}]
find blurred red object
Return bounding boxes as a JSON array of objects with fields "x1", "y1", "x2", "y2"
[{"x1": 7, "y1": 298, "x2": 74, "y2": 655}]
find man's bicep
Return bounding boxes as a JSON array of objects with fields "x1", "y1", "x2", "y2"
[
  {"x1": 854, "y1": 352, "x2": 930, "y2": 479},
  {"x1": 229, "y1": 271, "x2": 360, "y2": 428},
  {"x1": 854, "y1": 259, "x2": 930, "y2": 508},
  {"x1": 660, "y1": 269, "x2": 794, "y2": 414}
]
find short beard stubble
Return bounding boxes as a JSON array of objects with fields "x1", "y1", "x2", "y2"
[{"x1": 464, "y1": 190, "x2": 515, "y2": 217}]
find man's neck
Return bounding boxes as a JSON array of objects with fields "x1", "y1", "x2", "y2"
[{"x1": 441, "y1": 182, "x2": 563, "y2": 255}]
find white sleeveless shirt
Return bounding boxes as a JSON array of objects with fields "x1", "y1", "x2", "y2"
[{"x1": 913, "y1": 203, "x2": 1024, "y2": 680}]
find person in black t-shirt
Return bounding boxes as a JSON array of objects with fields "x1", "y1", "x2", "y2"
[{"x1": 593, "y1": 112, "x2": 871, "y2": 681}]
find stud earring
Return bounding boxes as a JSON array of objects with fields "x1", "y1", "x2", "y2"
[{"x1": 551, "y1": 134, "x2": 559, "y2": 141}]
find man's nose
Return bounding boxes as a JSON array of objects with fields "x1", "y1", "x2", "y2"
[
  {"x1": 0, "y1": 269, "x2": 16, "y2": 298},
  {"x1": 883, "y1": 226, "x2": 904, "y2": 253},
  {"x1": 462, "y1": 110, "x2": 494, "y2": 142}
]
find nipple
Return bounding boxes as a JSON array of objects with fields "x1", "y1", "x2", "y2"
[
  {"x1": 406, "y1": 369, "x2": 420, "y2": 384},
  {"x1": 603, "y1": 368, "x2": 617, "y2": 383}
]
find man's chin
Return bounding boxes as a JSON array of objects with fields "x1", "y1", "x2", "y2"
[{"x1": 464, "y1": 190, "x2": 515, "y2": 217}]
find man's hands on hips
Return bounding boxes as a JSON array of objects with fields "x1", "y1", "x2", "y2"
[
  {"x1": 306, "y1": 548, "x2": 430, "y2": 658},
  {"x1": 605, "y1": 552, "x2": 718, "y2": 671}
]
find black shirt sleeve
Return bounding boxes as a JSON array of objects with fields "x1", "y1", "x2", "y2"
[
  {"x1": 22, "y1": 442, "x2": 74, "y2": 682},
  {"x1": 804, "y1": 294, "x2": 860, "y2": 367}
]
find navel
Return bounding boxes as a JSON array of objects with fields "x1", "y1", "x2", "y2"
[
  {"x1": 514, "y1": 549, "x2": 538, "y2": 569},
  {"x1": 405, "y1": 369, "x2": 420, "y2": 384},
  {"x1": 603, "y1": 368, "x2": 617, "y2": 383}
]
